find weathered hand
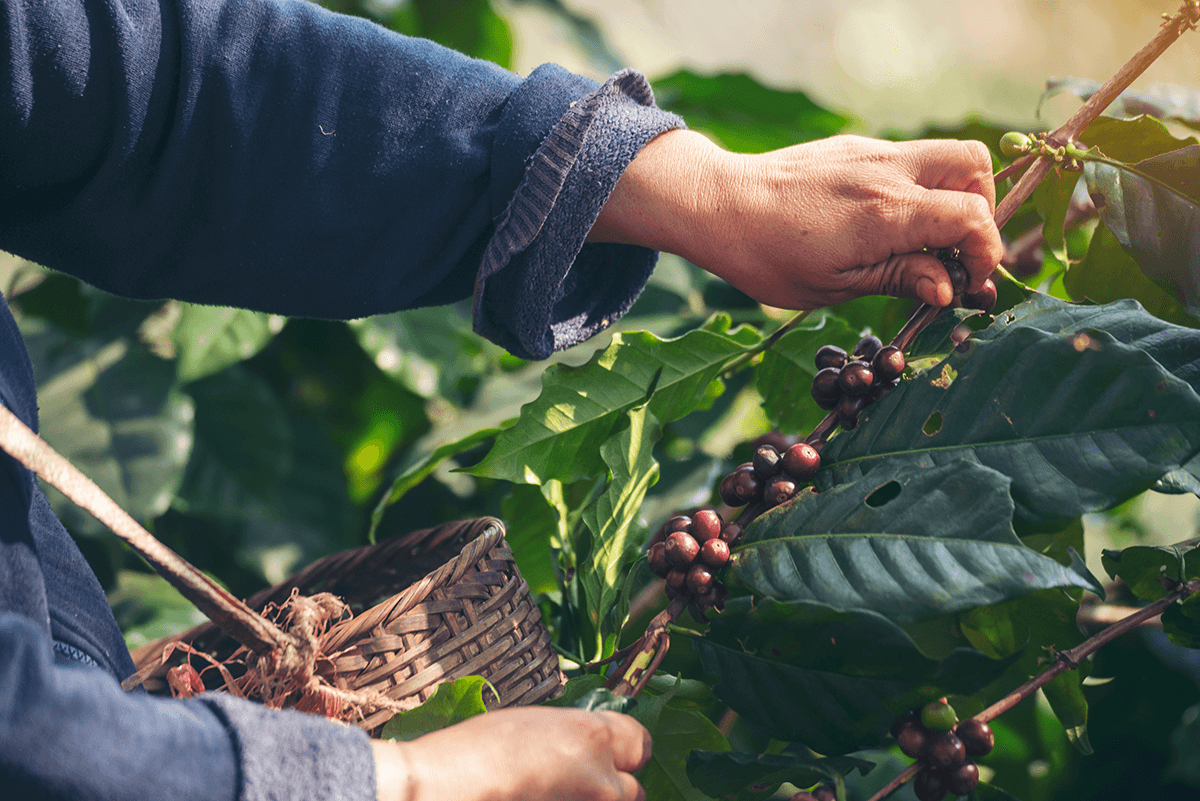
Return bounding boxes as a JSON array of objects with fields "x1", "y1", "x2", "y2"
[
  {"x1": 589, "y1": 130, "x2": 1003, "y2": 309},
  {"x1": 372, "y1": 706, "x2": 652, "y2": 801}
]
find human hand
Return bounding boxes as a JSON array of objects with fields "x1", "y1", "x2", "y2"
[
  {"x1": 589, "y1": 130, "x2": 1003, "y2": 309},
  {"x1": 371, "y1": 706, "x2": 652, "y2": 801}
]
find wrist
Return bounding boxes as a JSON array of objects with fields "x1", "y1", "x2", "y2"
[{"x1": 371, "y1": 740, "x2": 419, "y2": 801}]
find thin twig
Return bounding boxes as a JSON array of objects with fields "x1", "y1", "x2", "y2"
[{"x1": 723, "y1": 310, "x2": 814, "y2": 375}]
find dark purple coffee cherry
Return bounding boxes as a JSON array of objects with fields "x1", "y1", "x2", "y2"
[
  {"x1": 647, "y1": 543, "x2": 671, "y2": 578},
  {"x1": 947, "y1": 762, "x2": 979, "y2": 796},
  {"x1": 686, "y1": 563, "x2": 714, "y2": 595},
  {"x1": 871, "y1": 377, "x2": 900, "y2": 403},
  {"x1": 872, "y1": 345, "x2": 906, "y2": 382},
  {"x1": 782, "y1": 442, "x2": 821, "y2": 482},
  {"x1": 955, "y1": 718, "x2": 994, "y2": 757},
  {"x1": 665, "y1": 569, "x2": 688, "y2": 595},
  {"x1": 665, "y1": 515, "x2": 692, "y2": 534},
  {"x1": 699, "y1": 538, "x2": 730, "y2": 569},
  {"x1": 752, "y1": 444, "x2": 782, "y2": 479},
  {"x1": 720, "y1": 523, "x2": 743, "y2": 545},
  {"x1": 691, "y1": 509, "x2": 724, "y2": 543},
  {"x1": 926, "y1": 732, "x2": 966, "y2": 770},
  {"x1": 815, "y1": 345, "x2": 848, "y2": 370},
  {"x1": 664, "y1": 531, "x2": 700, "y2": 569},
  {"x1": 788, "y1": 794, "x2": 818, "y2": 801},
  {"x1": 940, "y1": 256, "x2": 969, "y2": 296},
  {"x1": 853, "y1": 335, "x2": 883, "y2": 360},
  {"x1": 836, "y1": 395, "x2": 869, "y2": 430},
  {"x1": 812, "y1": 785, "x2": 836, "y2": 801},
  {"x1": 727, "y1": 468, "x2": 761, "y2": 505},
  {"x1": 896, "y1": 720, "x2": 929, "y2": 760},
  {"x1": 718, "y1": 472, "x2": 742, "y2": 507},
  {"x1": 764, "y1": 475, "x2": 798, "y2": 506},
  {"x1": 963, "y1": 279, "x2": 998, "y2": 313},
  {"x1": 837, "y1": 360, "x2": 874, "y2": 396},
  {"x1": 811, "y1": 367, "x2": 842, "y2": 410},
  {"x1": 890, "y1": 709, "x2": 919, "y2": 739},
  {"x1": 913, "y1": 767, "x2": 948, "y2": 801}
]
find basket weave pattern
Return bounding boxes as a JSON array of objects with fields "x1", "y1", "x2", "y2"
[{"x1": 132, "y1": 518, "x2": 563, "y2": 731}]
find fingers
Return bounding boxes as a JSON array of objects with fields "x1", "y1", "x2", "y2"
[
  {"x1": 892, "y1": 187, "x2": 1002, "y2": 294},
  {"x1": 906, "y1": 139, "x2": 997, "y2": 214},
  {"x1": 597, "y1": 710, "x2": 654, "y2": 774}
]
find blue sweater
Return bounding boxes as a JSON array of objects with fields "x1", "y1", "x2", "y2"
[{"x1": 0, "y1": 0, "x2": 684, "y2": 798}]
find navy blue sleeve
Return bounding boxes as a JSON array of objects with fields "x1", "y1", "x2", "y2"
[{"x1": 0, "y1": 0, "x2": 685, "y2": 358}]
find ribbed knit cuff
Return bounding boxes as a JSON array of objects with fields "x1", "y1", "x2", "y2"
[{"x1": 473, "y1": 69, "x2": 686, "y2": 360}]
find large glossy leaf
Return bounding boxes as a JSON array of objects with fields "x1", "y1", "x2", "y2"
[
  {"x1": 1043, "y1": 671, "x2": 1092, "y2": 755},
  {"x1": 1101, "y1": 542, "x2": 1200, "y2": 601},
  {"x1": 470, "y1": 323, "x2": 761, "y2": 484},
  {"x1": 756, "y1": 315, "x2": 859, "y2": 434},
  {"x1": 817, "y1": 296, "x2": 1200, "y2": 531},
  {"x1": 172, "y1": 304, "x2": 284, "y2": 383},
  {"x1": 631, "y1": 678, "x2": 730, "y2": 801},
  {"x1": 1085, "y1": 145, "x2": 1200, "y2": 316},
  {"x1": 653, "y1": 70, "x2": 852, "y2": 154},
  {"x1": 686, "y1": 750, "x2": 874, "y2": 801},
  {"x1": 1077, "y1": 115, "x2": 1197, "y2": 163},
  {"x1": 735, "y1": 460, "x2": 1099, "y2": 618}
]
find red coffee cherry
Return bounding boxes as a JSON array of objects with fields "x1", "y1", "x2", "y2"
[
  {"x1": 896, "y1": 720, "x2": 929, "y2": 760},
  {"x1": 686, "y1": 563, "x2": 714, "y2": 595},
  {"x1": 647, "y1": 543, "x2": 671, "y2": 578},
  {"x1": 963, "y1": 279, "x2": 998, "y2": 313},
  {"x1": 664, "y1": 531, "x2": 700, "y2": 569},
  {"x1": 665, "y1": 569, "x2": 688, "y2": 595},
  {"x1": 838, "y1": 360, "x2": 874, "y2": 396},
  {"x1": 782, "y1": 442, "x2": 821, "y2": 481},
  {"x1": 955, "y1": 718, "x2": 994, "y2": 757},
  {"x1": 764, "y1": 475, "x2": 798, "y2": 506},
  {"x1": 872, "y1": 345, "x2": 906, "y2": 381},
  {"x1": 926, "y1": 732, "x2": 966, "y2": 770},
  {"x1": 811, "y1": 367, "x2": 842, "y2": 410},
  {"x1": 665, "y1": 515, "x2": 692, "y2": 534},
  {"x1": 719, "y1": 522, "x2": 743, "y2": 545},
  {"x1": 691, "y1": 509, "x2": 723, "y2": 542},
  {"x1": 699, "y1": 538, "x2": 731, "y2": 569},
  {"x1": 836, "y1": 395, "x2": 869, "y2": 430}
]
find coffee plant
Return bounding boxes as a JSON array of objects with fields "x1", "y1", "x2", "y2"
[{"x1": 3, "y1": 2, "x2": 1199, "y2": 801}]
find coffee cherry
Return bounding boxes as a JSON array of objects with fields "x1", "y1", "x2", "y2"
[
  {"x1": 926, "y1": 732, "x2": 966, "y2": 770},
  {"x1": 788, "y1": 794, "x2": 818, "y2": 801},
  {"x1": 999, "y1": 131, "x2": 1032, "y2": 157},
  {"x1": 963, "y1": 279, "x2": 998, "y2": 313},
  {"x1": 665, "y1": 569, "x2": 688, "y2": 595},
  {"x1": 752, "y1": 444, "x2": 782, "y2": 479},
  {"x1": 699, "y1": 538, "x2": 731, "y2": 569},
  {"x1": 872, "y1": 345, "x2": 906, "y2": 382},
  {"x1": 782, "y1": 442, "x2": 821, "y2": 482},
  {"x1": 836, "y1": 395, "x2": 868, "y2": 430},
  {"x1": 947, "y1": 762, "x2": 979, "y2": 796},
  {"x1": 955, "y1": 718, "x2": 994, "y2": 757},
  {"x1": 838, "y1": 361, "x2": 874, "y2": 396},
  {"x1": 871, "y1": 377, "x2": 900, "y2": 403},
  {"x1": 691, "y1": 509, "x2": 724, "y2": 543},
  {"x1": 940, "y1": 257, "x2": 969, "y2": 296},
  {"x1": 812, "y1": 785, "x2": 836, "y2": 801},
  {"x1": 897, "y1": 722, "x2": 929, "y2": 760},
  {"x1": 815, "y1": 345, "x2": 848, "y2": 370},
  {"x1": 664, "y1": 531, "x2": 700, "y2": 568},
  {"x1": 710, "y1": 582, "x2": 729, "y2": 612},
  {"x1": 665, "y1": 515, "x2": 692, "y2": 534},
  {"x1": 913, "y1": 767, "x2": 948, "y2": 801},
  {"x1": 811, "y1": 367, "x2": 842, "y2": 410},
  {"x1": 921, "y1": 699, "x2": 959, "y2": 732},
  {"x1": 686, "y1": 563, "x2": 714, "y2": 595},
  {"x1": 718, "y1": 472, "x2": 742, "y2": 507},
  {"x1": 890, "y1": 709, "x2": 919, "y2": 739},
  {"x1": 764, "y1": 475, "x2": 798, "y2": 506},
  {"x1": 720, "y1": 522, "x2": 743, "y2": 545},
  {"x1": 728, "y1": 468, "x2": 761, "y2": 505},
  {"x1": 853, "y1": 335, "x2": 883, "y2": 360},
  {"x1": 647, "y1": 543, "x2": 671, "y2": 578}
]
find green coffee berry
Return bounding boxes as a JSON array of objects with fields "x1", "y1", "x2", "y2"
[
  {"x1": 999, "y1": 131, "x2": 1032, "y2": 157},
  {"x1": 921, "y1": 699, "x2": 959, "y2": 732}
]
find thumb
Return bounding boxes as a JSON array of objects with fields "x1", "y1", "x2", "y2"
[{"x1": 875, "y1": 252, "x2": 956, "y2": 307}]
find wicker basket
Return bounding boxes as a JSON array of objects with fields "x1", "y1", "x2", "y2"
[{"x1": 131, "y1": 517, "x2": 564, "y2": 732}]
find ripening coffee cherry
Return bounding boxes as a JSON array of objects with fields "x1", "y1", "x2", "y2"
[
  {"x1": 940, "y1": 257, "x2": 969, "y2": 296},
  {"x1": 812, "y1": 785, "x2": 837, "y2": 801},
  {"x1": 720, "y1": 522, "x2": 743, "y2": 545},
  {"x1": 728, "y1": 468, "x2": 761, "y2": 504},
  {"x1": 921, "y1": 699, "x2": 959, "y2": 732},
  {"x1": 718, "y1": 472, "x2": 742, "y2": 507},
  {"x1": 647, "y1": 543, "x2": 671, "y2": 578},
  {"x1": 853, "y1": 335, "x2": 883, "y2": 360},
  {"x1": 890, "y1": 709, "x2": 919, "y2": 739},
  {"x1": 838, "y1": 360, "x2": 874, "y2": 396},
  {"x1": 896, "y1": 720, "x2": 929, "y2": 760},
  {"x1": 913, "y1": 767, "x2": 948, "y2": 801},
  {"x1": 956, "y1": 718, "x2": 995, "y2": 757},
  {"x1": 815, "y1": 345, "x2": 848, "y2": 370},
  {"x1": 947, "y1": 762, "x2": 980, "y2": 796},
  {"x1": 782, "y1": 442, "x2": 821, "y2": 481},
  {"x1": 699, "y1": 538, "x2": 731, "y2": 569},
  {"x1": 665, "y1": 569, "x2": 688, "y2": 595},
  {"x1": 686, "y1": 563, "x2": 714, "y2": 595},
  {"x1": 872, "y1": 345, "x2": 906, "y2": 382},
  {"x1": 926, "y1": 732, "x2": 967, "y2": 770},
  {"x1": 664, "y1": 531, "x2": 700, "y2": 569},
  {"x1": 665, "y1": 515, "x2": 692, "y2": 534},
  {"x1": 691, "y1": 509, "x2": 724, "y2": 543},
  {"x1": 811, "y1": 366, "x2": 842, "y2": 410},
  {"x1": 764, "y1": 475, "x2": 798, "y2": 506},
  {"x1": 836, "y1": 395, "x2": 868, "y2": 430},
  {"x1": 963, "y1": 279, "x2": 998, "y2": 313},
  {"x1": 752, "y1": 444, "x2": 782, "y2": 479}
]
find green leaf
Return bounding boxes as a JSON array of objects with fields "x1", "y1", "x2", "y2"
[
  {"x1": 818, "y1": 295, "x2": 1200, "y2": 531},
  {"x1": 380, "y1": 676, "x2": 491, "y2": 741},
  {"x1": 1163, "y1": 593, "x2": 1200, "y2": 648},
  {"x1": 172, "y1": 304, "x2": 283, "y2": 382},
  {"x1": 498, "y1": 484, "x2": 560, "y2": 594},
  {"x1": 470, "y1": 325, "x2": 760, "y2": 484},
  {"x1": 958, "y1": 590, "x2": 1085, "y2": 679},
  {"x1": 755, "y1": 315, "x2": 859, "y2": 433},
  {"x1": 1084, "y1": 144, "x2": 1200, "y2": 316},
  {"x1": 735, "y1": 460, "x2": 1099, "y2": 618},
  {"x1": 1032, "y1": 171, "x2": 1081, "y2": 265},
  {"x1": 1101, "y1": 543, "x2": 1200, "y2": 601},
  {"x1": 634, "y1": 680, "x2": 730, "y2": 801},
  {"x1": 1065, "y1": 220, "x2": 1198, "y2": 328},
  {"x1": 1077, "y1": 115, "x2": 1198, "y2": 164},
  {"x1": 685, "y1": 750, "x2": 875, "y2": 801},
  {"x1": 653, "y1": 70, "x2": 852, "y2": 154},
  {"x1": 1044, "y1": 79, "x2": 1200, "y2": 131},
  {"x1": 1042, "y1": 671, "x2": 1092, "y2": 754}
]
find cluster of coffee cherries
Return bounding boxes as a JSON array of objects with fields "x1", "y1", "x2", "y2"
[
  {"x1": 892, "y1": 699, "x2": 995, "y2": 801},
  {"x1": 646, "y1": 509, "x2": 738, "y2": 616},
  {"x1": 810, "y1": 335, "x2": 906, "y2": 431},
  {"x1": 941, "y1": 251, "x2": 999, "y2": 314},
  {"x1": 788, "y1": 783, "x2": 838, "y2": 801},
  {"x1": 718, "y1": 439, "x2": 823, "y2": 510}
]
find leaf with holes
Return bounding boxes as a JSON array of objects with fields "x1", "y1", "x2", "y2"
[
  {"x1": 816, "y1": 295, "x2": 1200, "y2": 531},
  {"x1": 734, "y1": 460, "x2": 1098, "y2": 618}
]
